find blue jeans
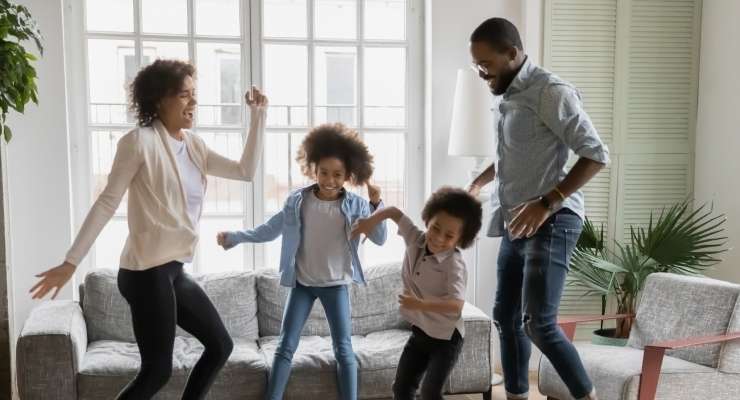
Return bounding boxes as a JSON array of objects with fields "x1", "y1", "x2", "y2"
[
  {"x1": 265, "y1": 283, "x2": 357, "y2": 400},
  {"x1": 493, "y1": 209, "x2": 593, "y2": 399}
]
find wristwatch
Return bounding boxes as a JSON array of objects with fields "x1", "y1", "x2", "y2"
[{"x1": 538, "y1": 195, "x2": 555, "y2": 212}]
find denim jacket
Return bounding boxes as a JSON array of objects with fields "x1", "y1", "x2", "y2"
[{"x1": 223, "y1": 184, "x2": 387, "y2": 287}]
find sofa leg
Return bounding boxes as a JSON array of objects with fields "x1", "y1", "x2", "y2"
[{"x1": 482, "y1": 386, "x2": 492, "y2": 400}]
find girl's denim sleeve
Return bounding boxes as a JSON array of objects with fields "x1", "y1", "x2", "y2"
[{"x1": 224, "y1": 211, "x2": 285, "y2": 249}]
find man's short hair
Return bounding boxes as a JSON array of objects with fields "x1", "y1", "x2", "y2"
[{"x1": 470, "y1": 17, "x2": 523, "y2": 52}]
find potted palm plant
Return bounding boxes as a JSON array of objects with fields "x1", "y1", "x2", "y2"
[{"x1": 569, "y1": 200, "x2": 728, "y2": 345}]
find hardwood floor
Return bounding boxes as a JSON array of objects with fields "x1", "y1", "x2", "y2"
[
  {"x1": 382, "y1": 374, "x2": 547, "y2": 400},
  {"x1": 446, "y1": 380, "x2": 546, "y2": 400}
]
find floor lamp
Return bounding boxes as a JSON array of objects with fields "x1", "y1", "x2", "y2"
[{"x1": 447, "y1": 68, "x2": 503, "y2": 386}]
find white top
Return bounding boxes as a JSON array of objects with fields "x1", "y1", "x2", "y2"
[
  {"x1": 296, "y1": 191, "x2": 353, "y2": 287},
  {"x1": 167, "y1": 134, "x2": 205, "y2": 263}
]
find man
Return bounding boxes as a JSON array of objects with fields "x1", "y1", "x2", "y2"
[{"x1": 467, "y1": 18, "x2": 608, "y2": 400}]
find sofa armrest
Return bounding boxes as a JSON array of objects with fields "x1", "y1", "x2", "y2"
[
  {"x1": 446, "y1": 302, "x2": 493, "y2": 394},
  {"x1": 637, "y1": 331, "x2": 740, "y2": 400},
  {"x1": 557, "y1": 313, "x2": 635, "y2": 341},
  {"x1": 17, "y1": 300, "x2": 88, "y2": 400}
]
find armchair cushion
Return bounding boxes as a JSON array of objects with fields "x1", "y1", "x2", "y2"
[
  {"x1": 719, "y1": 298, "x2": 740, "y2": 373},
  {"x1": 538, "y1": 343, "x2": 722, "y2": 400},
  {"x1": 627, "y1": 273, "x2": 739, "y2": 368}
]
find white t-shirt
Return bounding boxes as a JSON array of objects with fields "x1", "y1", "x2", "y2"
[
  {"x1": 295, "y1": 191, "x2": 353, "y2": 287},
  {"x1": 167, "y1": 134, "x2": 205, "y2": 263}
]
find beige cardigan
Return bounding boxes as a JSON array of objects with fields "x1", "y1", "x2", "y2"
[{"x1": 65, "y1": 107, "x2": 266, "y2": 270}]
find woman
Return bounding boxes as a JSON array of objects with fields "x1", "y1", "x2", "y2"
[{"x1": 29, "y1": 59, "x2": 268, "y2": 399}]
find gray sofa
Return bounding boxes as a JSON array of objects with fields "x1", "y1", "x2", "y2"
[
  {"x1": 17, "y1": 264, "x2": 494, "y2": 399},
  {"x1": 539, "y1": 272, "x2": 740, "y2": 400}
]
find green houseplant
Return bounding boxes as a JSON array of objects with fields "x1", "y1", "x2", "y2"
[
  {"x1": 569, "y1": 200, "x2": 728, "y2": 342},
  {"x1": 1, "y1": 0, "x2": 43, "y2": 142}
]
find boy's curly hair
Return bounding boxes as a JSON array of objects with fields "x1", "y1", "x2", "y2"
[
  {"x1": 421, "y1": 187, "x2": 483, "y2": 249},
  {"x1": 129, "y1": 59, "x2": 195, "y2": 126},
  {"x1": 297, "y1": 123, "x2": 374, "y2": 186}
]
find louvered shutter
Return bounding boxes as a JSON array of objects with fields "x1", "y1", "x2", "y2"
[{"x1": 542, "y1": 0, "x2": 700, "y2": 340}]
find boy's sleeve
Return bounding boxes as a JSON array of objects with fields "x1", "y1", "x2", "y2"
[
  {"x1": 443, "y1": 255, "x2": 468, "y2": 301},
  {"x1": 396, "y1": 212, "x2": 423, "y2": 248}
]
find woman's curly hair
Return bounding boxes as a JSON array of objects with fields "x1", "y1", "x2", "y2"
[
  {"x1": 296, "y1": 123, "x2": 374, "y2": 186},
  {"x1": 421, "y1": 186, "x2": 483, "y2": 249},
  {"x1": 129, "y1": 59, "x2": 195, "y2": 126}
]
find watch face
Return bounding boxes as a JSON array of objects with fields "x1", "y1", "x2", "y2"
[{"x1": 539, "y1": 196, "x2": 551, "y2": 210}]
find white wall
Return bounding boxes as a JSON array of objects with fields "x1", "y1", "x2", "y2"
[
  {"x1": 425, "y1": 0, "x2": 523, "y2": 305},
  {"x1": 6, "y1": 0, "x2": 75, "y2": 334},
  {"x1": 695, "y1": 0, "x2": 740, "y2": 284}
]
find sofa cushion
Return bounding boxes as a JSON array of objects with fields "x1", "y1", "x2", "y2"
[
  {"x1": 627, "y1": 273, "x2": 739, "y2": 368},
  {"x1": 82, "y1": 269, "x2": 259, "y2": 342},
  {"x1": 77, "y1": 337, "x2": 266, "y2": 400},
  {"x1": 257, "y1": 264, "x2": 408, "y2": 337},
  {"x1": 539, "y1": 343, "x2": 723, "y2": 400},
  {"x1": 259, "y1": 329, "x2": 410, "y2": 399}
]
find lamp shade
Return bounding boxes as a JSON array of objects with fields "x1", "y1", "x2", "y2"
[{"x1": 447, "y1": 68, "x2": 497, "y2": 157}]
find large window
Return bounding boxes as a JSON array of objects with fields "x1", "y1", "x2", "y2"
[
  {"x1": 68, "y1": 0, "x2": 419, "y2": 273},
  {"x1": 258, "y1": 0, "x2": 411, "y2": 269}
]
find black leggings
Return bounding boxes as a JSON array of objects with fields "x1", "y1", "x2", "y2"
[
  {"x1": 392, "y1": 326, "x2": 464, "y2": 400},
  {"x1": 116, "y1": 261, "x2": 234, "y2": 400}
]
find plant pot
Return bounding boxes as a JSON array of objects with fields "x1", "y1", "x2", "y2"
[{"x1": 591, "y1": 328, "x2": 628, "y2": 347}]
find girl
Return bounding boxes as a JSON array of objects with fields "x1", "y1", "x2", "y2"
[
  {"x1": 217, "y1": 123, "x2": 387, "y2": 400},
  {"x1": 352, "y1": 187, "x2": 482, "y2": 400}
]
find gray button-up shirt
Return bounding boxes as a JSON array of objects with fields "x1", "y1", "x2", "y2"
[
  {"x1": 487, "y1": 57, "x2": 610, "y2": 237},
  {"x1": 397, "y1": 214, "x2": 467, "y2": 340}
]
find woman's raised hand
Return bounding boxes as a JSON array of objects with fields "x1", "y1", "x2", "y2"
[{"x1": 30, "y1": 262, "x2": 76, "y2": 300}]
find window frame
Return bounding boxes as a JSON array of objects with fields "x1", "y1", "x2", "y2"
[{"x1": 64, "y1": 0, "x2": 424, "y2": 273}]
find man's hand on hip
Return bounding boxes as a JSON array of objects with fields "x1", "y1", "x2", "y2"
[{"x1": 508, "y1": 199, "x2": 552, "y2": 239}]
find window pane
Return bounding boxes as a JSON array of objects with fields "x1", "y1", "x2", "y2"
[
  {"x1": 263, "y1": 132, "x2": 311, "y2": 214},
  {"x1": 196, "y1": 43, "x2": 242, "y2": 126},
  {"x1": 87, "y1": 39, "x2": 136, "y2": 124},
  {"x1": 85, "y1": 0, "x2": 133, "y2": 32},
  {"x1": 198, "y1": 217, "x2": 245, "y2": 273},
  {"x1": 264, "y1": 44, "x2": 308, "y2": 127},
  {"x1": 314, "y1": 46, "x2": 357, "y2": 126},
  {"x1": 363, "y1": 220, "x2": 404, "y2": 266},
  {"x1": 362, "y1": 132, "x2": 405, "y2": 267},
  {"x1": 365, "y1": 132, "x2": 405, "y2": 208},
  {"x1": 263, "y1": 0, "x2": 307, "y2": 38},
  {"x1": 262, "y1": 133, "x2": 310, "y2": 272},
  {"x1": 142, "y1": 0, "x2": 188, "y2": 34},
  {"x1": 364, "y1": 47, "x2": 406, "y2": 127},
  {"x1": 195, "y1": 0, "x2": 240, "y2": 36},
  {"x1": 142, "y1": 41, "x2": 190, "y2": 65},
  {"x1": 364, "y1": 0, "x2": 405, "y2": 40},
  {"x1": 315, "y1": 0, "x2": 356, "y2": 40},
  {"x1": 198, "y1": 131, "x2": 245, "y2": 214},
  {"x1": 95, "y1": 218, "x2": 128, "y2": 268},
  {"x1": 91, "y1": 130, "x2": 129, "y2": 214}
]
